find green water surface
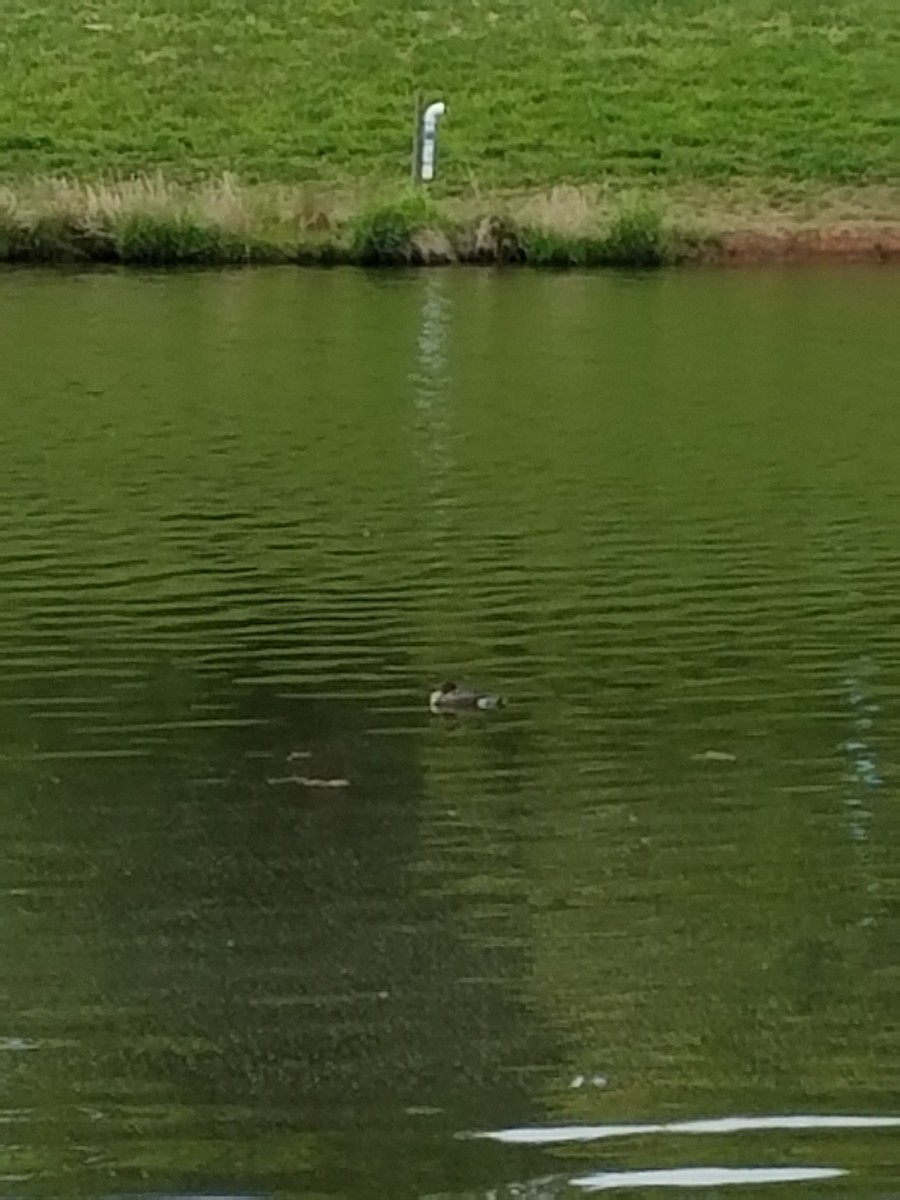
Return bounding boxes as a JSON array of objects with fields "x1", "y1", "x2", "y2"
[{"x1": 0, "y1": 266, "x2": 898, "y2": 1197}]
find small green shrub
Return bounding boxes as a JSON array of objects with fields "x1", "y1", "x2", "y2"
[
  {"x1": 600, "y1": 205, "x2": 670, "y2": 267},
  {"x1": 350, "y1": 193, "x2": 438, "y2": 265}
]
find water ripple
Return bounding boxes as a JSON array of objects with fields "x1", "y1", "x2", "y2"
[{"x1": 476, "y1": 1114, "x2": 900, "y2": 1144}]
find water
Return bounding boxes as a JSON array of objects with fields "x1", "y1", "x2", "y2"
[{"x1": 0, "y1": 265, "x2": 898, "y2": 1197}]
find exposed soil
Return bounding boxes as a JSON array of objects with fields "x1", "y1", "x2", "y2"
[{"x1": 714, "y1": 226, "x2": 900, "y2": 264}]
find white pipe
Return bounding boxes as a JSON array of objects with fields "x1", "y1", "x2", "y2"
[{"x1": 420, "y1": 100, "x2": 446, "y2": 182}]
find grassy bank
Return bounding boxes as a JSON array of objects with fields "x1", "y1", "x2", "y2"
[
  {"x1": 0, "y1": 177, "x2": 677, "y2": 265},
  {"x1": 1, "y1": 1, "x2": 897, "y2": 266},
  {"x1": 2, "y1": 0, "x2": 898, "y2": 192},
  {"x1": 2, "y1": 176, "x2": 898, "y2": 267}
]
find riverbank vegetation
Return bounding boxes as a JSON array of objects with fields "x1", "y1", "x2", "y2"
[
  {"x1": 0, "y1": 177, "x2": 676, "y2": 265},
  {"x1": 2, "y1": 176, "x2": 897, "y2": 267},
  {"x1": 0, "y1": 0, "x2": 897, "y2": 265}
]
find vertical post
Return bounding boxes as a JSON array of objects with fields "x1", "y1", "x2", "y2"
[
  {"x1": 420, "y1": 101, "x2": 446, "y2": 183},
  {"x1": 411, "y1": 92, "x2": 423, "y2": 185}
]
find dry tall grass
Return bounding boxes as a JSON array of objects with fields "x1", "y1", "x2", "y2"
[{"x1": 0, "y1": 173, "x2": 360, "y2": 237}]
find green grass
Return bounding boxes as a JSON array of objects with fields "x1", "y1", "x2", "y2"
[
  {"x1": 1, "y1": 0, "x2": 896, "y2": 267},
  {"x1": 0, "y1": 0, "x2": 897, "y2": 192},
  {"x1": 1, "y1": 177, "x2": 703, "y2": 266},
  {"x1": 519, "y1": 204, "x2": 673, "y2": 266}
]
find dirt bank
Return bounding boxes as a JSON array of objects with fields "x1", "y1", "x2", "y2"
[{"x1": 714, "y1": 227, "x2": 900, "y2": 265}]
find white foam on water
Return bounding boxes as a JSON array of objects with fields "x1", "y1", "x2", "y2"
[
  {"x1": 476, "y1": 1113, "x2": 900, "y2": 1145},
  {"x1": 571, "y1": 1166, "x2": 846, "y2": 1191}
]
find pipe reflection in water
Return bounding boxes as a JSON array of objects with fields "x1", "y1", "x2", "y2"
[
  {"x1": 841, "y1": 656, "x2": 882, "y2": 843},
  {"x1": 412, "y1": 274, "x2": 455, "y2": 524},
  {"x1": 840, "y1": 656, "x2": 887, "y2": 936}
]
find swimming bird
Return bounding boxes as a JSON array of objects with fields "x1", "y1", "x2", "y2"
[{"x1": 429, "y1": 681, "x2": 504, "y2": 713}]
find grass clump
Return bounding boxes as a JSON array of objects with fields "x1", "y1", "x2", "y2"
[
  {"x1": 112, "y1": 212, "x2": 249, "y2": 264},
  {"x1": 518, "y1": 227, "x2": 584, "y2": 268},
  {"x1": 601, "y1": 204, "x2": 670, "y2": 267},
  {"x1": 0, "y1": 176, "x2": 337, "y2": 265},
  {"x1": 519, "y1": 203, "x2": 673, "y2": 268},
  {"x1": 349, "y1": 192, "x2": 443, "y2": 265}
]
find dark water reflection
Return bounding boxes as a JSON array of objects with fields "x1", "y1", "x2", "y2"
[{"x1": 0, "y1": 266, "x2": 898, "y2": 1196}]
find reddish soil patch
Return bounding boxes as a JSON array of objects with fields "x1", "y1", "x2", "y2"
[{"x1": 715, "y1": 226, "x2": 900, "y2": 264}]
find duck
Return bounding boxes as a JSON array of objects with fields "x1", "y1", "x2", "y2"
[{"x1": 429, "y1": 681, "x2": 504, "y2": 713}]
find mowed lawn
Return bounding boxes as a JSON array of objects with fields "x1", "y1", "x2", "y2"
[{"x1": 1, "y1": 0, "x2": 897, "y2": 189}]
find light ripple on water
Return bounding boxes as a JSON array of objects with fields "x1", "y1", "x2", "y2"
[
  {"x1": 571, "y1": 1166, "x2": 845, "y2": 1191},
  {"x1": 476, "y1": 1114, "x2": 900, "y2": 1144}
]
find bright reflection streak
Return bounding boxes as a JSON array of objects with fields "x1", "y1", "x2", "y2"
[
  {"x1": 571, "y1": 1166, "x2": 845, "y2": 1191},
  {"x1": 476, "y1": 1113, "x2": 900, "y2": 1145}
]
